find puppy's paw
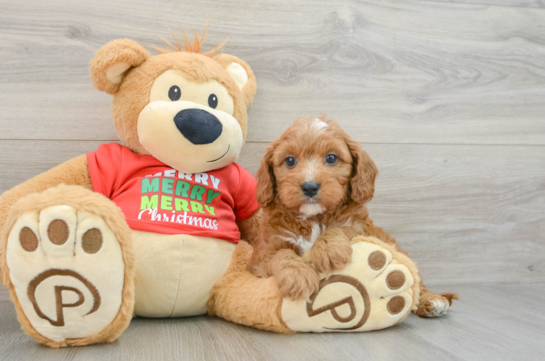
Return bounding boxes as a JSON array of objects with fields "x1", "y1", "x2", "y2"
[
  {"x1": 276, "y1": 265, "x2": 320, "y2": 301},
  {"x1": 414, "y1": 292, "x2": 459, "y2": 318},
  {"x1": 310, "y1": 239, "x2": 353, "y2": 275}
]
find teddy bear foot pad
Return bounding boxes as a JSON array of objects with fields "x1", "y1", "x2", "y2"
[
  {"x1": 2, "y1": 186, "x2": 135, "y2": 347},
  {"x1": 282, "y1": 237, "x2": 419, "y2": 332}
]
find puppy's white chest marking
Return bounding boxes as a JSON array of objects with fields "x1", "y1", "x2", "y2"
[
  {"x1": 280, "y1": 222, "x2": 326, "y2": 254},
  {"x1": 278, "y1": 218, "x2": 353, "y2": 254}
]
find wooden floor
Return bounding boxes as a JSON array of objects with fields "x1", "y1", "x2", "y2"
[
  {"x1": 1, "y1": 283, "x2": 544, "y2": 360},
  {"x1": 0, "y1": 0, "x2": 544, "y2": 359}
]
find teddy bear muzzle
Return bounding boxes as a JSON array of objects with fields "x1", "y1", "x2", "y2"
[{"x1": 137, "y1": 100, "x2": 243, "y2": 174}]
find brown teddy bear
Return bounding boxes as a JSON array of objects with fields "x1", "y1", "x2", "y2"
[{"x1": 0, "y1": 31, "x2": 421, "y2": 348}]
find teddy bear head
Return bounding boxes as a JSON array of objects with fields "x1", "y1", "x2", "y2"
[{"x1": 89, "y1": 32, "x2": 256, "y2": 174}]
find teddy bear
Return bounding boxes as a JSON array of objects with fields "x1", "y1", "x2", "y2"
[{"x1": 0, "y1": 30, "x2": 421, "y2": 348}]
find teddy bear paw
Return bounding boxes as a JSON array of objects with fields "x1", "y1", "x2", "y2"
[
  {"x1": 281, "y1": 237, "x2": 419, "y2": 332},
  {"x1": 4, "y1": 201, "x2": 131, "y2": 346}
]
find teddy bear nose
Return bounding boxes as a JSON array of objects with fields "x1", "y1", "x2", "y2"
[{"x1": 173, "y1": 109, "x2": 223, "y2": 145}]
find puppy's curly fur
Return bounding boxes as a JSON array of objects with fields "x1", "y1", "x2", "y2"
[{"x1": 248, "y1": 116, "x2": 458, "y2": 316}]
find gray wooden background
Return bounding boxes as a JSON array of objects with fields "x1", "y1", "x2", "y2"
[{"x1": 0, "y1": 0, "x2": 544, "y2": 360}]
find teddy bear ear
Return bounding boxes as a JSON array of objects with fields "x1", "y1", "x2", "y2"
[
  {"x1": 215, "y1": 54, "x2": 257, "y2": 108},
  {"x1": 90, "y1": 39, "x2": 150, "y2": 95}
]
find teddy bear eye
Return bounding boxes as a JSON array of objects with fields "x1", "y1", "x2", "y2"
[
  {"x1": 208, "y1": 94, "x2": 218, "y2": 109},
  {"x1": 168, "y1": 86, "x2": 181, "y2": 101}
]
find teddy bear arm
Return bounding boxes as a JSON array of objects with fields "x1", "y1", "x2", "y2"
[
  {"x1": 236, "y1": 208, "x2": 261, "y2": 246},
  {"x1": 0, "y1": 155, "x2": 92, "y2": 242}
]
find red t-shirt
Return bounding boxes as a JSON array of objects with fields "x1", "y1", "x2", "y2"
[{"x1": 86, "y1": 143, "x2": 259, "y2": 243}]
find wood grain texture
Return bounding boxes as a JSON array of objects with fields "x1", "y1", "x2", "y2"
[
  {"x1": 0, "y1": 0, "x2": 544, "y2": 144},
  {"x1": 428, "y1": 0, "x2": 545, "y2": 9},
  {"x1": 0, "y1": 283, "x2": 544, "y2": 360},
  {"x1": 0, "y1": 140, "x2": 543, "y2": 285}
]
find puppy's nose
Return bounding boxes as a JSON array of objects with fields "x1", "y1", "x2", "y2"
[
  {"x1": 301, "y1": 181, "x2": 320, "y2": 197},
  {"x1": 173, "y1": 109, "x2": 223, "y2": 145}
]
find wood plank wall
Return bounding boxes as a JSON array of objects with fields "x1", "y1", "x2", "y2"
[{"x1": 0, "y1": 0, "x2": 544, "y2": 287}]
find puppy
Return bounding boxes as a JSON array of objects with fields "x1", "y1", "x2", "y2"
[{"x1": 248, "y1": 116, "x2": 458, "y2": 317}]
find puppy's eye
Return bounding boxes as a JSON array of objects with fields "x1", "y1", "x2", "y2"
[
  {"x1": 325, "y1": 154, "x2": 338, "y2": 164},
  {"x1": 168, "y1": 86, "x2": 181, "y2": 101},
  {"x1": 208, "y1": 94, "x2": 218, "y2": 109},
  {"x1": 285, "y1": 156, "x2": 297, "y2": 168}
]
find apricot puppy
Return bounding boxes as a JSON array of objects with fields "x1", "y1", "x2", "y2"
[
  {"x1": 249, "y1": 117, "x2": 458, "y2": 318},
  {"x1": 249, "y1": 117, "x2": 376, "y2": 300}
]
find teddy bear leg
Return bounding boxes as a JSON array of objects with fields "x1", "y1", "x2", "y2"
[
  {"x1": 207, "y1": 241, "x2": 294, "y2": 333},
  {"x1": 281, "y1": 236, "x2": 421, "y2": 332},
  {"x1": 0, "y1": 185, "x2": 135, "y2": 347},
  {"x1": 209, "y1": 237, "x2": 420, "y2": 334}
]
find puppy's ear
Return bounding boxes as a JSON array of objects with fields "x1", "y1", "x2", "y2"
[
  {"x1": 346, "y1": 138, "x2": 378, "y2": 204},
  {"x1": 90, "y1": 39, "x2": 150, "y2": 95},
  {"x1": 215, "y1": 54, "x2": 257, "y2": 108},
  {"x1": 255, "y1": 144, "x2": 276, "y2": 207}
]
